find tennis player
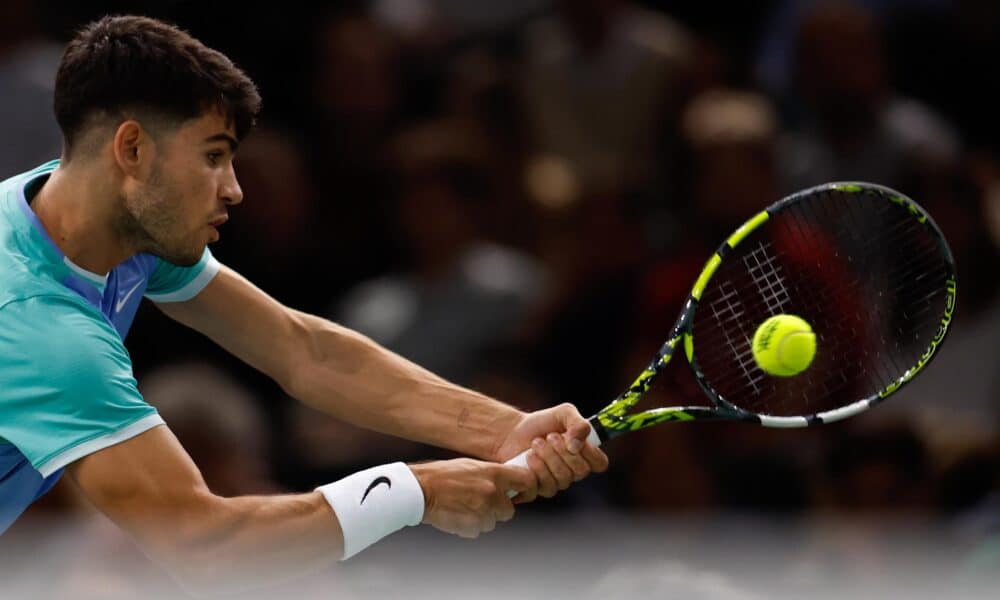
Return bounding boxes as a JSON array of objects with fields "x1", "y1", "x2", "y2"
[{"x1": 0, "y1": 15, "x2": 607, "y2": 592}]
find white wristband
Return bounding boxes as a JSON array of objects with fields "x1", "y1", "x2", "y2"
[{"x1": 315, "y1": 462, "x2": 425, "y2": 560}]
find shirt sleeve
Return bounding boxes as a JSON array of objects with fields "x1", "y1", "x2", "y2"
[
  {"x1": 144, "y1": 246, "x2": 221, "y2": 303},
  {"x1": 0, "y1": 294, "x2": 163, "y2": 477}
]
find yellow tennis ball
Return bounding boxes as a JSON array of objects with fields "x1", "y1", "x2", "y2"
[{"x1": 752, "y1": 315, "x2": 816, "y2": 377}]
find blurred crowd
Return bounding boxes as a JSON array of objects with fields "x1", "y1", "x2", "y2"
[{"x1": 2, "y1": 0, "x2": 998, "y2": 593}]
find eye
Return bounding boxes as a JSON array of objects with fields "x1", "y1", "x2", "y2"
[{"x1": 207, "y1": 150, "x2": 225, "y2": 166}]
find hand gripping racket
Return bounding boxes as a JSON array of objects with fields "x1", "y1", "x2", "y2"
[{"x1": 506, "y1": 182, "x2": 956, "y2": 483}]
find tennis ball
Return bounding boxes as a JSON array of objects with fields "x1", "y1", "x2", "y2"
[{"x1": 752, "y1": 315, "x2": 816, "y2": 377}]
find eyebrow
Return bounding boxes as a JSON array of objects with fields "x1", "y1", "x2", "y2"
[{"x1": 204, "y1": 133, "x2": 239, "y2": 152}]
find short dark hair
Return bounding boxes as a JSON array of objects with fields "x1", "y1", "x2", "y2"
[{"x1": 55, "y1": 15, "x2": 261, "y2": 158}]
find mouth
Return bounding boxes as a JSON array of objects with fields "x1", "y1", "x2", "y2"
[{"x1": 208, "y1": 214, "x2": 229, "y2": 228}]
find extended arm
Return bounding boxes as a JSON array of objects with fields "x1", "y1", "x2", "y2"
[
  {"x1": 158, "y1": 266, "x2": 519, "y2": 459},
  {"x1": 70, "y1": 425, "x2": 534, "y2": 594}
]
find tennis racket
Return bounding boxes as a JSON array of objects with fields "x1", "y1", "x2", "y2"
[{"x1": 506, "y1": 182, "x2": 956, "y2": 478}]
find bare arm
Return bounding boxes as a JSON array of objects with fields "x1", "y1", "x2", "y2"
[
  {"x1": 69, "y1": 424, "x2": 534, "y2": 594},
  {"x1": 157, "y1": 266, "x2": 522, "y2": 460}
]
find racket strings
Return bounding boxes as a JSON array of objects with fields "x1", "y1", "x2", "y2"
[
  {"x1": 796, "y1": 192, "x2": 904, "y2": 397},
  {"x1": 692, "y1": 188, "x2": 951, "y2": 417},
  {"x1": 828, "y1": 190, "x2": 948, "y2": 368},
  {"x1": 810, "y1": 195, "x2": 911, "y2": 402},
  {"x1": 797, "y1": 189, "x2": 948, "y2": 400},
  {"x1": 709, "y1": 237, "x2": 854, "y2": 416},
  {"x1": 706, "y1": 279, "x2": 762, "y2": 395}
]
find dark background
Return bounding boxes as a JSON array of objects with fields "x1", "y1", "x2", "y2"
[{"x1": 1, "y1": 0, "x2": 997, "y2": 595}]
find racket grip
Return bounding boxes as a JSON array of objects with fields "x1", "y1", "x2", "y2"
[{"x1": 504, "y1": 424, "x2": 602, "y2": 498}]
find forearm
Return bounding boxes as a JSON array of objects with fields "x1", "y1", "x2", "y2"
[
  {"x1": 142, "y1": 491, "x2": 341, "y2": 594},
  {"x1": 283, "y1": 310, "x2": 522, "y2": 459}
]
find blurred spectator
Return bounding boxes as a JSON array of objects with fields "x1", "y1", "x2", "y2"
[
  {"x1": 372, "y1": 0, "x2": 549, "y2": 40},
  {"x1": 822, "y1": 423, "x2": 931, "y2": 512},
  {"x1": 633, "y1": 89, "x2": 782, "y2": 378},
  {"x1": 306, "y1": 9, "x2": 405, "y2": 287},
  {"x1": 777, "y1": 1, "x2": 959, "y2": 192},
  {"x1": 222, "y1": 126, "x2": 327, "y2": 311},
  {"x1": 517, "y1": 0, "x2": 696, "y2": 200},
  {"x1": 140, "y1": 363, "x2": 281, "y2": 496},
  {"x1": 444, "y1": 47, "x2": 535, "y2": 249},
  {"x1": 335, "y1": 119, "x2": 548, "y2": 384},
  {"x1": 298, "y1": 118, "x2": 550, "y2": 484},
  {"x1": 514, "y1": 7, "x2": 702, "y2": 410},
  {"x1": 886, "y1": 0, "x2": 1000, "y2": 154},
  {"x1": 0, "y1": 1, "x2": 63, "y2": 176},
  {"x1": 679, "y1": 89, "x2": 780, "y2": 237},
  {"x1": 754, "y1": 0, "x2": 953, "y2": 100},
  {"x1": 284, "y1": 401, "x2": 429, "y2": 487}
]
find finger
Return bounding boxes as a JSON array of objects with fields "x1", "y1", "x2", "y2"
[
  {"x1": 549, "y1": 432, "x2": 591, "y2": 481},
  {"x1": 512, "y1": 484, "x2": 537, "y2": 504},
  {"x1": 508, "y1": 465, "x2": 538, "y2": 504},
  {"x1": 494, "y1": 497, "x2": 515, "y2": 522},
  {"x1": 497, "y1": 462, "x2": 538, "y2": 497},
  {"x1": 580, "y1": 443, "x2": 610, "y2": 473},
  {"x1": 481, "y1": 515, "x2": 497, "y2": 534},
  {"x1": 536, "y1": 434, "x2": 574, "y2": 491},
  {"x1": 526, "y1": 439, "x2": 558, "y2": 498},
  {"x1": 564, "y1": 419, "x2": 592, "y2": 454},
  {"x1": 490, "y1": 476, "x2": 518, "y2": 522},
  {"x1": 460, "y1": 515, "x2": 481, "y2": 539}
]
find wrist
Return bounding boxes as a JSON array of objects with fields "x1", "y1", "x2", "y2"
[
  {"x1": 489, "y1": 409, "x2": 527, "y2": 462},
  {"x1": 315, "y1": 462, "x2": 424, "y2": 560},
  {"x1": 407, "y1": 462, "x2": 433, "y2": 523}
]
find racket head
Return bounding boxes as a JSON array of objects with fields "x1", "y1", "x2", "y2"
[
  {"x1": 593, "y1": 182, "x2": 956, "y2": 438},
  {"x1": 682, "y1": 182, "x2": 956, "y2": 426}
]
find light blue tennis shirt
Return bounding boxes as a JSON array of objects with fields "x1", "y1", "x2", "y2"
[{"x1": 0, "y1": 160, "x2": 220, "y2": 533}]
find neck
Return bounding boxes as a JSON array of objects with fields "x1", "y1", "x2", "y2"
[{"x1": 31, "y1": 160, "x2": 135, "y2": 275}]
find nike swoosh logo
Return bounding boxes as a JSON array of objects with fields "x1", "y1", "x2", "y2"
[
  {"x1": 115, "y1": 281, "x2": 143, "y2": 313},
  {"x1": 360, "y1": 476, "x2": 391, "y2": 505}
]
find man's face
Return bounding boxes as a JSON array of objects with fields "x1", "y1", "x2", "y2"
[{"x1": 122, "y1": 110, "x2": 243, "y2": 265}]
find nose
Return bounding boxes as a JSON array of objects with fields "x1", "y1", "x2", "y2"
[{"x1": 220, "y1": 164, "x2": 244, "y2": 206}]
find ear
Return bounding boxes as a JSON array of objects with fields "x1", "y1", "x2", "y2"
[{"x1": 112, "y1": 120, "x2": 156, "y2": 178}]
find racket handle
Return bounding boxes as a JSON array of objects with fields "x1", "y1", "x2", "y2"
[{"x1": 504, "y1": 424, "x2": 602, "y2": 498}]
